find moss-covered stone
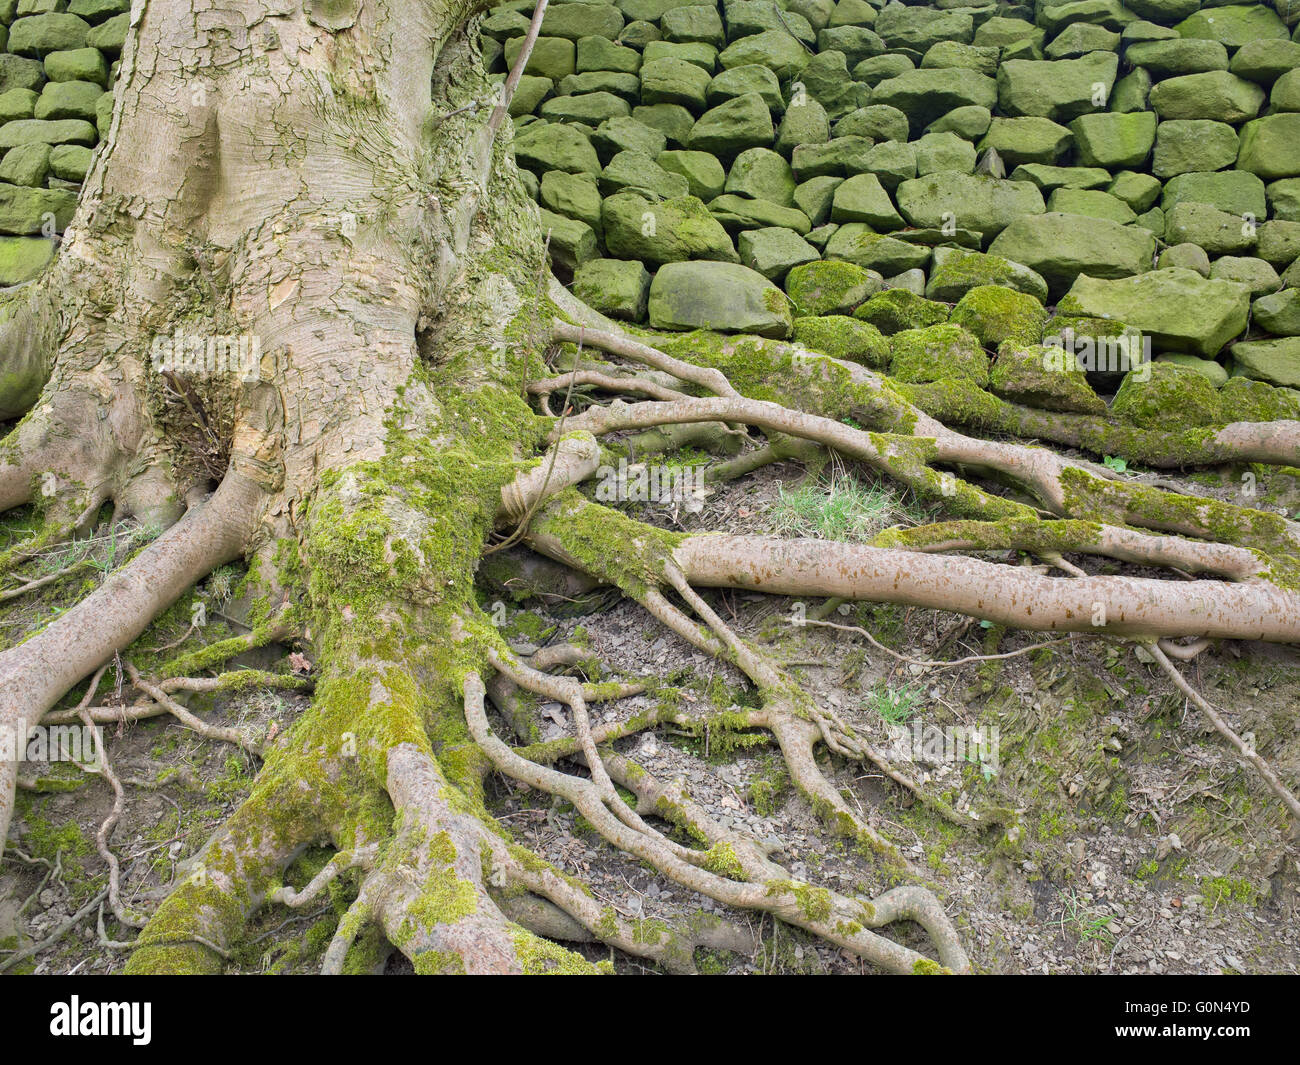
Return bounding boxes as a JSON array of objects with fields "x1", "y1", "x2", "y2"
[
  {"x1": 602, "y1": 192, "x2": 737, "y2": 264},
  {"x1": 1058, "y1": 268, "x2": 1250, "y2": 357},
  {"x1": 863, "y1": 140, "x2": 917, "y2": 190},
  {"x1": 724, "y1": 146, "x2": 796, "y2": 206},
  {"x1": 512, "y1": 121, "x2": 601, "y2": 176},
  {"x1": 599, "y1": 148, "x2": 690, "y2": 199},
  {"x1": 997, "y1": 52, "x2": 1118, "y2": 123},
  {"x1": 852, "y1": 287, "x2": 949, "y2": 334},
  {"x1": 572, "y1": 258, "x2": 651, "y2": 322},
  {"x1": 7, "y1": 12, "x2": 91, "y2": 56},
  {"x1": 0, "y1": 141, "x2": 49, "y2": 186},
  {"x1": 889, "y1": 323, "x2": 988, "y2": 386},
  {"x1": 1207, "y1": 256, "x2": 1280, "y2": 298},
  {"x1": 990, "y1": 340, "x2": 1107, "y2": 414},
  {"x1": 790, "y1": 135, "x2": 874, "y2": 180},
  {"x1": 708, "y1": 194, "x2": 812, "y2": 236},
  {"x1": 686, "y1": 91, "x2": 774, "y2": 154},
  {"x1": 1174, "y1": 5, "x2": 1289, "y2": 50},
  {"x1": 706, "y1": 61, "x2": 783, "y2": 112},
  {"x1": 1236, "y1": 114, "x2": 1300, "y2": 182},
  {"x1": 791, "y1": 174, "x2": 841, "y2": 227},
  {"x1": 791, "y1": 314, "x2": 890, "y2": 368},
  {"x1": 895, "y1": 170, "x2": 1045, "y2": 240},
  {"x1": 1107, "y1": 170, "x2": 1162, "y2": 212},
  {"x1": 539, "y1": 169, "x2": 602, "y2": 236},
  {"x1": 949, "y1": 285, "x2": 1048, "y2": 348},
  {"x1": 1156, "y1": 242, "x2": 1211, "y2": 276},
  {"x1": 822, "y1": 224, "x2": 929, "y2": 274},
  {"x1": 870, "y1": 67, "x2": 996, "y2": 129},
  {"x1": 657, "y1": 148, "x2": 725, "y2": 200},
  {"x1": 987, "y1": 212, "x2": 1155, "y2": 298},
  {"x1": 1156, "y1": 353, "x2": 1228, "y2": 388},
  {"x1": 0, "y1": 86, "x2": 38, "y2": 123},
  {"x1": 1228, "y1": 336, "x2": 1300, "y2": 389},
  {"x1": 537, "y1": 208, "x2": 599, "y2": 272},
  {"x1": 1218, "y1": 375, "x2": 1300, "y2": 422},
  {"x1": 925, "y1": 247, "x2": 1048, "y2": 304},
  {"x1": 34, "y1": 77, "x2": 105, "y2": 121},
  {"x1": 1045, "y1": 187, "x2": 1137, "y2": 225},
  {"x1": 0, "y1": 233, "x2": 53, "y2": 285},
  {"x1": 1069, "y1": 111, "x2": 1156, "y2": 169},
  {"x1": 1252, "y1": 288, "x2": 1300, "y2": 337},
  {"x1": 1111, "y1": 361, "x2": 1224, "y2": 430},
  {"x1": 640, "y1": 55, "x2": 712, "y2": 110},
  {"x1": 648, "y1": 260, "x2": 794, "y2": 338},
  {"x1": 504, "y1": 35, "x2": 576, "y2": 81},
  {"x1": 43, "y1": 46, "x2": 106, "y2": 85},
  {"x1": 783, "y1": 259, "x2": 881, "y2": 317},
  {"x1": 1010, "y1": 163, "x2": 1111, "y2": 193},
  {"x1": 0, "y1": 116, "x2": 96, "y2": 149},
  {"x1": 1148, "y1": 70, "x2": 1265, "y2": 123},
  {"x1": 1151, "y1": 119, "x2": 1239, "y2": 179},
  {"x1": 737, "y1": 226, "x2": 819, "y2": 282},
  {"x1": 829, "y1": 172, "x2": 904, "y2": 229},
  {"x1": 0, "y1": 181, "x2": 75, "y2": 234}
]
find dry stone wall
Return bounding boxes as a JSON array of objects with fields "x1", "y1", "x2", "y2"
[
  {"x1": 495, "y1": 0, "x2": 1300, "y2": 420},
  {"x1": 0, "y1": 0, "x2": 124, "y2": 284}
]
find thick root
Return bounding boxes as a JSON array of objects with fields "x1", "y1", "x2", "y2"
[{"x1": 0, "y1": 471, "x2": 264, "y2": 856}]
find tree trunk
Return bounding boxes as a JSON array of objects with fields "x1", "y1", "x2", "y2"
[{"x1": 0, "y1": 0, "x2": 586, "y2": 973}]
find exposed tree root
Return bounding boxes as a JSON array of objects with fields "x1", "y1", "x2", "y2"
[
  {"x1": 673, "y1": 535, "x2": 1300, "y2": 643},
  {"x1": 905, "y1": 379, "x2": 1300, "y2": 470},
  {"x1": 555, "y1": 323, "x2": 1300, "y2": 563},
  {"x1": 803, "y1": 618, "x2": 1073, "y2": 670},
  {"x1": 1, "y1": 473, "x2": 264, "y2": 851},
  {"x1": 76, "y1": 664, "x2": 146, "y2": 930},
  {"x1": 464, "y1": 671, "x2": 966, "y2": 973},
  {"x1": 0, "y1": 888, "x2": 109, "y2": 975},
  {"x1": 1145, "y1": 641, "x2": 1300, "y2": 822}
]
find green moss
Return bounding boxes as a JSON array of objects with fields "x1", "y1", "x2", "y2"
[
  {"x1": 13, "y1": 809, "x2": 101, "y2": 900},
  {"x1": 701, "y1": 841, "x2": 745, "y2": 879},
  {"x1": 1201, "y1": 876, "x2": 1262, "y2": 908},
  {"x1": 948, "y1": 285, "x2": 1048, "y2": 349},
  {"x1": 746, "y1": 753, "x2": 790, "y2": 817},
  {"x1": 791, "y1": 315, "x2": 890, "y2": 369},
  {"x1": 853, "y1": 289, "x2": 950, "y2": 335},
  {"x1": 412, "y1": 949, "x2": 468, "y2": 974},
  {"x1": 650, "y1": 329, "x2": 921, "y2": 434},
  {"x1": 1218, "y1": 376, "x2": 1300, "y2": 423},
  {"x1": 889, "y1": 324, "x2": 990, "y2": 387},
  {"x1": 503, "y1": 608, "x2": 556, "y2": 644},
  {"x1": 765, "y1": 878, "x2": 833, "y2": 922},
  {"x1": 1060, "y1": 466, "x2": 1296, "y2": 587},
  {"x1": 1112, "y1": 362, "x2": 1224, "y2": 431},
  {"x1": 784, "y1": 260, "x2": 879, "y2": 318},
  {"x1": 928, "y1": 248, "x2": 1045, "y2": 303},
  {"x1": 532, "y1": 490, "x2": 683, "y2": 598},
  {"x1": 511, "y1": 928, "x2": 610, "y2": 974},
  {"x1": 989, "y1": 340, "x2": 1107, "y2": 415},
  {"x1": 159, "y1": 620, "x2": 295, "y2": 678}
]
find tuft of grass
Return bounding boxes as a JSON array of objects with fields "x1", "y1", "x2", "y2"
[
  {"x1": 1055, "y1": 889, "x2": 1116, "y2": 947},
  {"x1": 769, "y1": 469, "x2": 920, "y2": 543},
  {"x1": 30, "y1": 520, "x2": 158, "y2": 579},
  {"x1": 867, "y1": 683, "x2": 921, "y2": 725}
]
